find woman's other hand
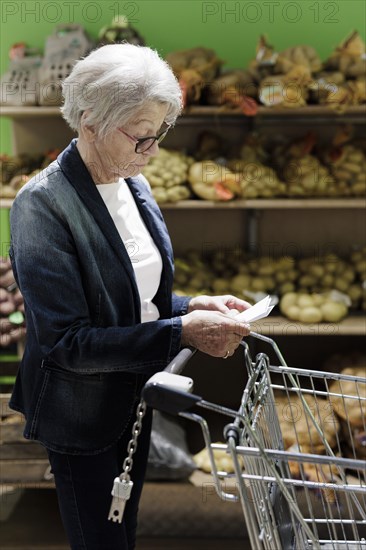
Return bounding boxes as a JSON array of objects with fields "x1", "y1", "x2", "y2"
[{"x1": 187, "y1": 294, "x2": 252, "y2": 315}]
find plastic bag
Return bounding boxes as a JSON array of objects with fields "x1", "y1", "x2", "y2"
[
  {"x1": 146, "y1": 410, "x2": 196, "y2": 481},
  {"x1": 38, "y1": 24, "x2": 94, "y2": 106},
  {"x1": 0, "y1": 52, "x2": 42, "y2": 106}
]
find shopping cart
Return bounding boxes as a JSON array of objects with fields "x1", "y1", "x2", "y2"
[{"x1": 114, "y1": 333, "x2": 366, "y2": 549}]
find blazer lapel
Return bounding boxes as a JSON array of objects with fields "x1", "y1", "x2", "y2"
[{"x1": 57, "y1": 140, "x2": 140, "y2": 305}]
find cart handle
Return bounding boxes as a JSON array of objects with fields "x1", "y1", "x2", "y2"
[
  {"x1": 142, "y1": 347, "x2": 199, "y2": 415},
  {"x1": 164, "y1": 346, "x2": 197, "y2": 374},
  {"x1": 142, "y1": 383, "x2": 202, "y2": 416}
]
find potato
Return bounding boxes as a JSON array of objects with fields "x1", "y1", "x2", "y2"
[
  {"x1": 286, "y1": 305, "x2": 301, "y2": 321},
  {"x1": 258, "y1": 263, "x2": 275, "y2": 276},
  {"x1": 262, "y1": 276, "x2": 276, "y2": 290},
  {"x1": 341, "y1": 268, "x2": 355, "y2": 283},
  {"x1": 299, "y1": 275, "x2": 317, "y2": 287},
  {"x1": 348, "y1": 284, "x2": 362, "y2": 302},
  {"x1": 280, "y1": 292, "x2": 298, "y2": 313},
  {"x1": 251, "y1": 277, "x2": 268, "y2": 292},
  {"x1": 356, "y1": 260, "x2": 366, "y2": 275},
  {"x1": 151, "y1": 187, "x2": 168, "y2": 203},
  {"x1": 212, "y1": 278, "x2": 231, "y2": 293},
  {"x1": 299, "y1": 307, "x2": 322, "y2": 324},
  {"x1": 311, "y1": 294, "x2": 326, "y2": 307},
  {"x1": 308, "y1": 264, "x2": 325, "y2": 278},
  {"x1": 334, "y1": 278, "x2": 349, "y2": 293},
  {"x1": 297, "y1": 294, "x2": 314, "y2": 308},
  {"x1": 279, "y1": 282, "x2": 296, "y2": 294},
  {"x1": 321, "y1": 302, "x2": 348, "y2": 322},
  {"x1": 323, "y1": 274, "x2": 335, "y2": 287},
  {"x1": 324, "y1": 255, "x2": 339, "y2": 273},
  {"x1": 277, "y1": 256, "x2": 296, "y2": 270},
  {"x1": 231, "y1": 274, "x2": 251, "y2": 293},
  {"x1": 286, "y1": 269, "x2": 299, "y2": 282},
  {"x1": 275, "y1": 271, "x2": 288, "y2": 283}
]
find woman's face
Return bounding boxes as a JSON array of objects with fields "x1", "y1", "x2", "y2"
[{"x1": 89, "y1": 101, "x2": 169, "y2": 182}]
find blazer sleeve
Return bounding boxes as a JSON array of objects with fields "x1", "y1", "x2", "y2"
[
  {"x1": 10, "y1": 183, "x2": 183, "y2": 375},
  {"x1": 172, "y1": 293, "x2": 191, "y2": 316}
]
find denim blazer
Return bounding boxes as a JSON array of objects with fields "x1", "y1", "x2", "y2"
[{"x1": 9, "y1": 139, "x2": 190, "y2": 455}]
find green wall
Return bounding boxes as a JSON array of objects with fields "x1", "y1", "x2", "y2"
[{"x1": 1, "y1": 0, "x2": 365, "y2": 154}]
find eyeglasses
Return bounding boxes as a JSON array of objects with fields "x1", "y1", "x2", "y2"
[{"x1": 117, "y1": 124, "x2": 171, "y2": 153}]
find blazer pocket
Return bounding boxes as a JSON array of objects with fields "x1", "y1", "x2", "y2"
[{"x1": 35, "y1": 368, "x2": 137, "y2": 453}]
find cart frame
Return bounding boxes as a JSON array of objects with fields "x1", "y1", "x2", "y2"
[{"x1": 129, "y1": 333, "x2": 366, "y2": 548}]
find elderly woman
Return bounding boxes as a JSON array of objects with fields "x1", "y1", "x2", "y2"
[{"x1": 9, "y1": 44, "x2": 250, "y2": 550}]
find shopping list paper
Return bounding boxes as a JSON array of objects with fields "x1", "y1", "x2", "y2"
[{"x1": 235, "y1": 295, "x2": 275, "y2": 323}]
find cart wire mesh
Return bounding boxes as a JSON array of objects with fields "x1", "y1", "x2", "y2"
[{"x1": 177, "y1": 333, "x2": 366, "y2": 550}]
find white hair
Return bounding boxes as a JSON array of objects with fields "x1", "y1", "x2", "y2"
[{"x1": 61, "y1": 43, "x2": 182, "y2": 138}]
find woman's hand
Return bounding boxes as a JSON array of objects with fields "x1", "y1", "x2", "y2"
[
  {"x1": 187, "y1": 294, "x2": 252, "y2": 315},
  {"x1": 180, "y1": 309, "x2": 250, "y2": 358}
]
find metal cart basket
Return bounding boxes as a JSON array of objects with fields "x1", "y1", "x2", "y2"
[{"x1": 119, "y1": 333, "x2": 366, "y2": 549}]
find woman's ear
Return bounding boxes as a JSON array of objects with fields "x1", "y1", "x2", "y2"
[{"x1": 80, "y1": 110, "x2": 96, "y2": 142}]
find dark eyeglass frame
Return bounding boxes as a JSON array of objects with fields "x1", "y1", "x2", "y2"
[{"x1": 117, "y1": 124, "x2": 171, "y2": 153}]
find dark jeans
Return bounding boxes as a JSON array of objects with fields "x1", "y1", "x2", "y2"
[{"x1": 47, "y1": 406, "x2": 152, "y2": 550}]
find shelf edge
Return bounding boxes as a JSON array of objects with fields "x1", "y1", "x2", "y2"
[{"x1": 251, "y1": 316, "x2": 366, "y2": 336}]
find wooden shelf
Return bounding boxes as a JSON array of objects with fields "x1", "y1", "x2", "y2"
[
  {"x1": 0, "y1": 199, "x2": 14, "y2": 209},
  {"x1": 1, "y1": 106, "x2": 62, "y2": 118},
  {"x1": 1, "y1": 104, "x2": 365, "y2": 121},
  {"x1": 0, "y1": 197, "x2": 366, "y2": 210},
  {"x1": 185, "y1": 104, "x2": 366, "y2": 117},
  {"x1": 251, "y1": 315, "x2": 366, "y2": 336},
  {"x1": 2, "y1": 197, "x2": 365, "y2": 210},
  {"x1": 160, "y1": 198, "x2": 366, "y2": 210}
]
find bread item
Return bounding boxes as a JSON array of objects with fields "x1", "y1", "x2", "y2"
[
  {"x1": 329, "y1": 366, "x2": 366, "y2": 428},
  {"x1": 188, "y1": 161, "x2": 240, "y2": 201},
  {"x1": 165, "y1": 47, "x2": 223, "y2": 105},
  {"x1": 324, "y1": 31, "x2": 365, "y2": 78},
  {"x1": 205, "y1": 70, "x2": 258, "y2": 115},
  {"x1": 276, "y1": 45, "x2": 322, "y2": 74},
  {"x1": 193, "y1": 444, "x2": 243, "y2": 474},
  {"x1": 275, "y1": 393, "x2": 340, "y2": 453}
]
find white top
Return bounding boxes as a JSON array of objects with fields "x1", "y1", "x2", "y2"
[{"x1": 96, "y1": 178, "x2": 162, "y2": 323}]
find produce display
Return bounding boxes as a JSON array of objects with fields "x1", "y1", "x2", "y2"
[
  {"x1": 204, "y1": 69, "x2": 258, "y2": 115},
  {"x1": 98, "y1": 15, "x2": 145, "y2": 46},
  {"x1": 165, "y1": 47, "x2": 223, "y2": 106},
  {"x1": 275, "y1": 393, "x2": 339, "y2": 454},
  {"x1": 279, "y1": 291, "x2": 349, "y2": 323},
  {"x1": 163, "y1": 31, "x2": 365, "y2": 110},
  {"x1": 141, "y1": 148, "x2": 193, "y2": 204},
  {"x1": 324, "y1": 31, "x2": 365, "y2": 78},
  {"x1": 228, "y1": 159, "x2": 287, "y2": 198},
  {"x1": 187, "y1": 129, "x2": 364, "y2": 201},
  {"x1": 282, "y1": 153, "x2": 337, "y2": 196},
  {"x1": 275, "y1": 393, "x2": 342, "y2": 503},
  {"x1": 188, "y1": 161, "x2": 239, "y2": 201},
  {"x1": 322, "y1": 143, "x2": 366, "y2": 196},
  {"x1": 250, "y1": 31, "x2": 365, "y2": 109},
  {"x1": 1, "y1": 113, "x2": 365, "y2": 202},
  {"x1": 350, "y1": 247, "x2": 366, "y2": 310},
  {"x1": 296, "y1": 254, "x2": 363, "y2": 310},
  {"x1": 0, "y1": 257, "x2": 25, "y2": 348},
  {"x1": 0, "y1": 150, "x2": 59, "y2": 198},
  {"x1": 228, "y1": 255, "x2": 298, "y2": 298},
  {"x1": 324, "y1": 352, "x2": 366, "y2": 460},
  {"x1": 173, "y1": 248, "x2": 365, "y2": 322}
]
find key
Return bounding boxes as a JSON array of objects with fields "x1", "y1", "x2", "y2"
[{"x1": 108, "y1": 477, "x2": 134, "y2": 523}]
